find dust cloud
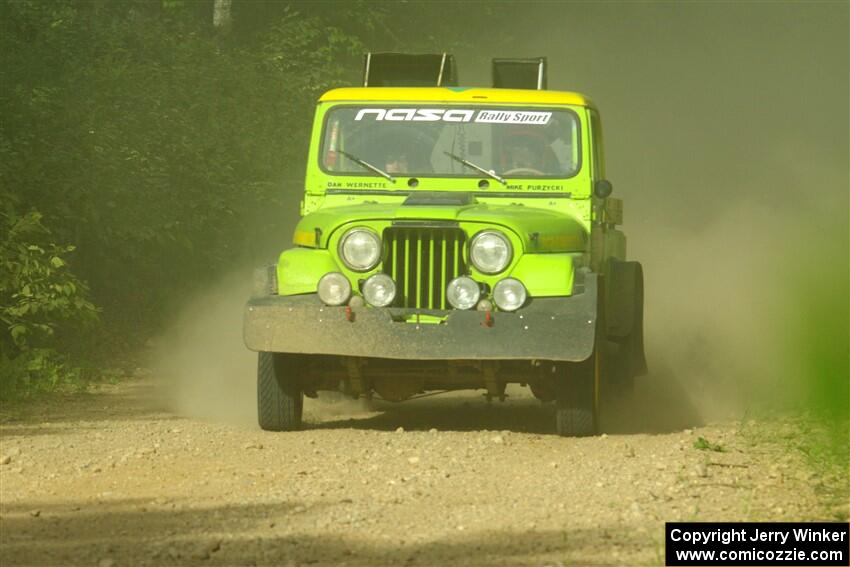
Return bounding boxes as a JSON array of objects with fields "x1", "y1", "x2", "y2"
[
  {"x1": 150, "y1": 271, "x2": 371, "y2": 427},
  {"x1": 150, "y1": 272, "x2": 257, "y2": 426}
]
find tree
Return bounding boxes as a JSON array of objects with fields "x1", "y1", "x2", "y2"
[{"x1": 213, "y1": 0, "x2": 231, "y2": 31}]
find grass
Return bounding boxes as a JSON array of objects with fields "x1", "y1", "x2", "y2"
[
  {"x1": 738, "y1": 411, "x2": 849, "y2": 521},
  {"x1": 692, "y1": 436, "x2": 725, "y2": 452}
]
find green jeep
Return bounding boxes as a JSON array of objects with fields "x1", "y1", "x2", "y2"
[{"x1": 244, "y1": 54, "x2": 646, "y2": 436}]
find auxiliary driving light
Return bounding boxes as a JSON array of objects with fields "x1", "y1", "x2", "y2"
[
  {"x1": 362, "y1": 274, "x2": 396, "y2": 307},
  {"x1": 493, "y1": 278, "x2": 527, "y2": 312},
  {"x1": 317, "y1": 272, "x2": 351, "y2": 306},
  {"x1": 446, "y1": 276, "x2": 481, "y2": 310}
]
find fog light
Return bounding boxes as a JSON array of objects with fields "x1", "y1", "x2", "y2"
[
  {"x1": 317, "y1": 272, "x2": 351, "y2": 306},
  {"x1": 493, "y1": 278, "x2": 527, "y2": 312},
  {"x1": 362, "y1": 274, "x2": 396, "y2": 307},
  {"x1": 446, "y1": 276, "x2": 480, "y2": 310},
  {"x1": 476, "y1": 298, "x2": 494, "y2": 312}
]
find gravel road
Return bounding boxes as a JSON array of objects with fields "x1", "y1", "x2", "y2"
[{"x1": 0, "y1": 376, "x2": 844, "y2": 567}]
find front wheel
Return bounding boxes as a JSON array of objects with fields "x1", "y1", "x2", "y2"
[
  {"x1": 257, "y1": 352, "x2": 303, "y2": 431},
  {"x1": 554, "y1": 351, "x2": 599, "y2": 437}
]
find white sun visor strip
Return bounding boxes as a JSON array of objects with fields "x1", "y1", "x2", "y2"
[{"x1": 354, "y1": 108, "x2": 552, "y2": 125}]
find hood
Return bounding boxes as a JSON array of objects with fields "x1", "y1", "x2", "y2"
[{"x1": 294, "y1": 192, "x2": 588, "y2": 253}]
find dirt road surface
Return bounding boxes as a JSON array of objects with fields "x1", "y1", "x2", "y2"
[{"x1": 1, "y1": 377, "x2": 844, "y2": 567}]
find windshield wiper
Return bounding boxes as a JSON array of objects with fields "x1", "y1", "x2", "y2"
[
  {"x1": 338, "y1": 150, "x2": 395, "y2": 183},
  {"x1": 443, "y1": 151, "x2": 506, "y2": 185}
]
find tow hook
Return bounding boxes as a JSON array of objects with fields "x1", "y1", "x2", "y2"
[{"x1": 482, "y1": 311, "x2": 494, "y2": 327}]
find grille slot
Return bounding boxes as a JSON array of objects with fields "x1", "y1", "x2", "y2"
[{"x1": 382, "y1": 227, "x2": 467, "y2": 309}]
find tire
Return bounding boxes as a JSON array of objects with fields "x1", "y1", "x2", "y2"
[
  {"x1": 605, "y1": 338, "x2": 635, "y2": 402},
  {"x1": 555, "y1": 351, "x2": 599, "y2": 437},
  {"x1": 257, "y1": 352, "x2": 303, "y2": 431},
  {"x1": 555, "y1": 274, "x2": 605, "y2": 437}
]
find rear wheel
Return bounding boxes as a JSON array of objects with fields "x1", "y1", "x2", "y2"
[
  {"x1": 555, "y1": 350, "x2": 599, "y2": 437},
  {"x1": 257, "y1": 352, "x2": 303, "y2": 431}
]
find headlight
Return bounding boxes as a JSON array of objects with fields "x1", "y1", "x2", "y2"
[
  {"x1": 339, "y1": 228, "x2": 381, "y2": 272},
  {"x1": 493, "y1": 278, "x2": 527, "y2": 312},
  {"x1": 469, "y1": 231, "x2": 512, "y2": 274},
  {"x1": 317, "y1": 272, "x2": 351, "y2": 306},
  {"x1": 362, "y1": 274, "x2": 396, "y2": 307},
  {"x1": 446, "y1": 276, "x2": 480, "y2": 310}
]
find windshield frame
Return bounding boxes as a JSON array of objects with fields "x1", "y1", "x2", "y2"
[{"x1": 317, "y1": 103, "x2": 583, "y2": 181}]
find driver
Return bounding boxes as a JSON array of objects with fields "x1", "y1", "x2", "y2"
[
  {"x1": 504, "y1": 136, "x2": 545, "y2": 172},
  {"x1": 384, "y1": 150, "x2": 410, "y2": 174}
]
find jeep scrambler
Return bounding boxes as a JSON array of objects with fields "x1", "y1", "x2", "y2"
[{"x1": 244, "y1": 54, "x2": 646, "y2": 436}]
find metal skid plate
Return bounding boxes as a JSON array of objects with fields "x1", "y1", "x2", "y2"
[{"x1": 244, "y1": 275, "x2": 599, "y2": 362}]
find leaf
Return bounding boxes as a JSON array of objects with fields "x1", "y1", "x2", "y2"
[
  {"x1": 50, "y1": 256, "x2": 65, "y2": 268},
  {"x1": 10, "y1": 324, "x2": 27, "y2": 341}
]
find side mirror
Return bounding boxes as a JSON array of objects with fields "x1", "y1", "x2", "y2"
[{"x1": 594, "y1": 179, "x2": 613, "y2": 199}]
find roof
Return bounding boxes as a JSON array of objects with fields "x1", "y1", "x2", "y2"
[{"x1": 318, "y1": 87, "x2": 594, "y2": 108}]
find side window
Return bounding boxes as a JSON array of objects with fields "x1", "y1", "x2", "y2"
[{"x1": 590, "y1": 109, "x2": 605, "y2": 180}]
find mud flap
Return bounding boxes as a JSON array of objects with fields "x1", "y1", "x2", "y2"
[
  {"x1": 605, "y1": 259, "x2": 647, "y2": 377},
  {"x1": 555, "y1": 274, "x2": 604, "y2": 437}
]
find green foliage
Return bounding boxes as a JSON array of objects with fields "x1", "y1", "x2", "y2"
[
  {"x1": 0, "y1": 348, "x2": 90, "y2": 400},
  {"x1": 0, "y1": 1, "x2": 370, "y2": 328},
  {"x1": 775, "y1": 212, "x2": 848, "y2": 476},
  {"x1": 0, "y1": 206, "x2": 98, "y2": 350},
  {"x1": 0, "y1": 200, "x2": 99, "y2": 399},
  {"x1": 692, "y1": 436, "x2": 725, "y2": 452}
]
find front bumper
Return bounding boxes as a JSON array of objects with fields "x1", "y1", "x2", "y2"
[{"x1": 244, "y1": 274, "x2": 599, "y2": 362}]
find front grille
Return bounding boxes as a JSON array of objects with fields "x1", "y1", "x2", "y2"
[{"x1": 382, "y1": 226, "x2": 467, "y2": 309}]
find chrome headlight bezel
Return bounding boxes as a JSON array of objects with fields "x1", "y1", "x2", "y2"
[
  {"x1": 338, "y1": 228, "x2": 381, "y2": 272},
  {"x1": 469, "y1": 230, "x2": 512, "y2": 275}
]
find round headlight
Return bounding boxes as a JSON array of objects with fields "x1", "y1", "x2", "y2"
[
  {"x1": 339, "y1": 229, "x2": 381, "y2": 272},
  {"x1": 362, "y1": 274, "x2": 396, "y2": 307},
  {"x1": 317, "y1": 272, "x2": 351, "y2": 306},
  {"x1": 469, "y1": 231, "x2": 512, "y2": 274},
  {"x1": 446, "y1": 276, "x2": 481, "y2": 310},
  {"x1": 493, "y1": 278, "x2": 527, "y2": 312}
]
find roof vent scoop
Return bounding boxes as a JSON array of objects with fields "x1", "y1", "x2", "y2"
[
  {"x1": 363, "y1": 52, "x2": 458, "y2": 87},
  {"x1": 492, "y1": 57, "x2": 547, "y2": 90}
]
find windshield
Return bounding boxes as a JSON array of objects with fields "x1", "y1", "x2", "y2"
[{"x1": 320, "y1": 105, "x2": 580, "y2": 179}]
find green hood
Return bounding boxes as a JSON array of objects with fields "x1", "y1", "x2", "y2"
[{"x1": 294, "y1": 194, "x2": 588, "y2": 253}]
